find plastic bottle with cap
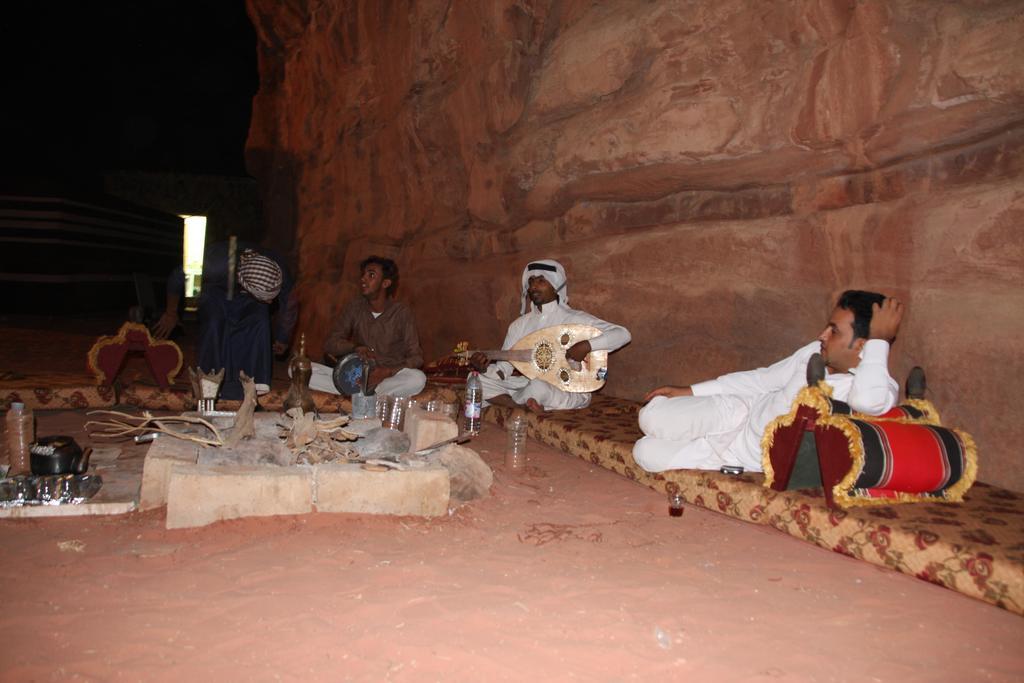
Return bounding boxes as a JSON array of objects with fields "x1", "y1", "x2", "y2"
[
  {"x1": 463, "y1": 371, "x2": 482, "y2": 436},
  {"x1": 505, "y1": 413, "x2": 527, "y2": 470},
  {"x1": 6, "y1": 402, "x2": 34, "y2": 476}
]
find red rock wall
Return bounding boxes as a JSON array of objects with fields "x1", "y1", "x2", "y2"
[{"x1": 245, "y1": 0, "x2": 1024, "y2": 490}]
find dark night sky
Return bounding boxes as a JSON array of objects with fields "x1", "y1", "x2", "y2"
[{"x1": 2, "y1": 1, "x2": 258, "y2": 190}]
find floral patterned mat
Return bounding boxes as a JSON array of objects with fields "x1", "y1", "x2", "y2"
[
  {"x1": 484, "y1": 394, "x2": 1024, "y2": 616},
  {"x1": 0, "y1": 382, "x2": 352, "y2": 414}
]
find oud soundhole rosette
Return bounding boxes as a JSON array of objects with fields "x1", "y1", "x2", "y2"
[{"x1": 533, "y1": 341, "x2": 555, "y2": 370}]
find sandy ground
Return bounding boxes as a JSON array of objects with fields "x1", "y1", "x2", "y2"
[{"x1": 0, "y1": 411, "x2": 1021, "y2": 682}]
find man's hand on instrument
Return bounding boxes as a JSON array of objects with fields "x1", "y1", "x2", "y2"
[
  {"x1": 643, "y1": 385, "x2": 694, "y2": 402},
  {"x1": 870, "y1": 297, "x2": 904, "y2": 343},
  {"x1": 152, "y1": 311, "x2": 178, "y2": 340},
  {"x1": 469, "y1": 352, "x2": 489, "y2": 372},
  {"x1": 566, "y1": 340, "x2": 591, "y2": 363},
  {"x1": 355, "y1": 345, "x2": 377, "y2": 361}
]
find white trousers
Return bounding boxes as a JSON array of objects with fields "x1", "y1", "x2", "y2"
[
  {"x1": 477, "y1": 372, "x2": 590, "y2": 411},
  {"x1": 308, "y1": 362, "x2": 427, "y2": 398},
  {"x1": 632, "y1": 394, "x2": 749, "y2": 472}
]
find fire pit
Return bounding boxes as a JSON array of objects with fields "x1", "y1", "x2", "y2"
[{"x1": 140, "y1": 412, "x2": 455, "y2": 529}]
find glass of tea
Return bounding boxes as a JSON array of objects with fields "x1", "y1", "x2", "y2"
[{"x1": 668, "y1": 491, "x2": 685, "y2": 517}]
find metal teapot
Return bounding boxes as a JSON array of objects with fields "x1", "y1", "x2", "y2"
[{"x1": 29, "y1": 436, "x2": 92, "y2": 476}]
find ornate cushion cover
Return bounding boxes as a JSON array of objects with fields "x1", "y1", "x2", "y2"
[
  {"x1": 762, "y1": 386, "x2": 977, "y2": 508},
  {"x1": 843, "y1": 419, "x2": 971, "y2": 501},
  {"x1": 832, "y1": 397, "x2": 941, "y2": 423},
  {"x1": 87, "y1": 322, "x2": 184, "y2": 389}
]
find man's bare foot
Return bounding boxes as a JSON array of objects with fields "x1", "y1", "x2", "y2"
[{"x1": 525, "y1": 398, "x2": 545, "y2": 414}]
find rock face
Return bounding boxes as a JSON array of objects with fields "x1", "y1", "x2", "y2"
[{"x1": 245, "y1": 0, "x2": 1024, "y2": 491}]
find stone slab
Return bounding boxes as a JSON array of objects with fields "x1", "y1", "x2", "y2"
[
  {"x1": 313, "y1": 462, "x2": 450, "y2": 516},
  {"x1": 165, "y1": 463, "x2": 313, "y2": 529},
  {"x1": 139, "y1": 435, "x2": 199, "y2": 511},
  {"x1": 0, "y1": 501, "x2": 136, "y2": 518},
  {"x1": 404, "y1": 408, "x2": 459, "y2": 452}
]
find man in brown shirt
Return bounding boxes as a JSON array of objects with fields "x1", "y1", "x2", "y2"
[{"x1": 308, "y1": 256, "x2": 427, "y2": 397}]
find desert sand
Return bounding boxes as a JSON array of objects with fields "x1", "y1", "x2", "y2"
[{"x1": 0, "y1": 410, "x2": 1021, "y2": 681}]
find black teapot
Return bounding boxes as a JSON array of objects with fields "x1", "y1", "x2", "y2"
[{"x1": 29, "y1": 436, "x2": 92, "y2": 476}]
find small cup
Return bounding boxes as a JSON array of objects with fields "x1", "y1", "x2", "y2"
[
  {"x1": 385, "y1": 395, "x2": 407, "y2": 431},
  {"x1": 351, "y1": 392, "x2": 376, "y2": 420},
  {"x1": 439, "y1": 402, "x2": 458, "y2": 421},
  {"x1": 10, "y1": 478, "x2": 29, "y2": 504},
  {"x1": 37, "y1": 477, "x2": 56, "y2": 503},
  {"x1": 668, "y1": 492, "x2": 685, "y2": 517},
  {"x1": 374, "y1": 393, "x2": 390, "y2": 424},
  {"x1": 57, "y1": 476, "x2": 75, "y2": 502},
  {"x1": 505, "y1": 414, "x2": 527, "y2": 471},
  {"x1": 16, "y1": 478, "x2": 36, "y2": 504}
]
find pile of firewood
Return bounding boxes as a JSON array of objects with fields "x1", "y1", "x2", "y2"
[
  {"x1": 278, "y1": 409, "x2": 359, "y2": 465},
  {"x1": 87, "y1": 369, "x2": 364, "y2": 466}
]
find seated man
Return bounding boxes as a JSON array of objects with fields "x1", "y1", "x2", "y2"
[
  {"x1": 154, "y1": 240, "x2": 297, "y2": 400},
  {"x1": 469, "y1": 259, "x2": 631, "y2": 413},
  {"x1": 634, "y1": 290, "x2": 903, "y2": 473},
  {"x1": 309, "y1": 256, "x2": 426, "y2": 397}
]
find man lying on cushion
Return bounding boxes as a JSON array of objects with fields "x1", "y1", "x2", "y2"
[{"x1": 634, "y1": 290, "x2": 904, "y2": 473}]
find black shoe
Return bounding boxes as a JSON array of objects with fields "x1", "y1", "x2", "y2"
[
  {"x1": 906, "y1": 366, "x2": 926, "y2": 399},
  {"x1": 806, "y1": 353, "x2": 826, "y2": 386}
]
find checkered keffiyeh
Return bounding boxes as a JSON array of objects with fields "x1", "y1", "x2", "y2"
[{"x1": 237, "y1": 249, "x2": 282, "y2": 303}]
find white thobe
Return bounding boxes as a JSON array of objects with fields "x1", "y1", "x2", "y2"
[
  {"x1": 308, "y1": 364, "x2": 426, "y2": 398},
  {"x1": 633, "y1": 340, "x2": 898, "y2": 473},
  {"x1": 479, "y1": 302, "x2": 631, "y2": 411}
]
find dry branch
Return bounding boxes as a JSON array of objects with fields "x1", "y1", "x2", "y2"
[{"x1": 86, "y1": 410, "x2": 224, "y2": 447}]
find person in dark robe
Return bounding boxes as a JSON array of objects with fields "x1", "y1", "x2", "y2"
[{"x1": 154, "y1": 240, "x2": 297, "y2": 401}]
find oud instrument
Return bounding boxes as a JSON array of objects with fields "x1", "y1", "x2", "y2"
[{"x1": 465, "y1": 324, "x2": 609, "y2": 393}]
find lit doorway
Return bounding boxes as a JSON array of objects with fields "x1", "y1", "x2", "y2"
[{"x1": 181, "y1": 215, "x2": 207, "y2": 309}]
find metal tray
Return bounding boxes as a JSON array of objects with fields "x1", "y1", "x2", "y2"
[{"x1": 0, "y1": 474, "x2": 103, "y2": 507}]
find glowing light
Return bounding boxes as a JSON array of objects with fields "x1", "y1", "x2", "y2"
[{"x1": 181, "y1": 215, "x2": 207, "y2": 298}]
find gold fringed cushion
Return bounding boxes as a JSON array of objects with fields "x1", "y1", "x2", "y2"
[
  {"x1": 822, "y1": 414, "x2": 977, "y2": 508},
  {"x1": 826, "y1": 395, "x2": 942, "y2": 424},
  {"x1": 762, "y1": 385, "x2": 977, "y2": 509}
]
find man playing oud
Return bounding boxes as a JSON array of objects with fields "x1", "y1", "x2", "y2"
[{"x1": 469, "y1": 259, "x2": 631, "y2": 413}]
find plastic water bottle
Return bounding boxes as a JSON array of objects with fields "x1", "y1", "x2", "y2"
[
  {"x1": 505, "y1": 413, "x2": 527, "y2": 470},
  {"x1": 463, "y1": 371, "x2": 482, "y2": 435},
  {"x1": 6, "y1": 402, "x2": 34, "y2": 476}
]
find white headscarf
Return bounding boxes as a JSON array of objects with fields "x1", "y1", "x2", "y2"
[{"x1": 520, "y1": 259, "x2": 568, "y2": 314}]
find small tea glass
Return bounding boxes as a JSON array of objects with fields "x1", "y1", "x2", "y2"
[
  {"x1": 385, "y1": 395, "x2": 407, "y2": 431},
  {"x1": 668, "y1": 491, "x2": 685, "y2": 517},
  {"x1": 374, "y1": 393, "x2": 390, "y2": 424}
]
